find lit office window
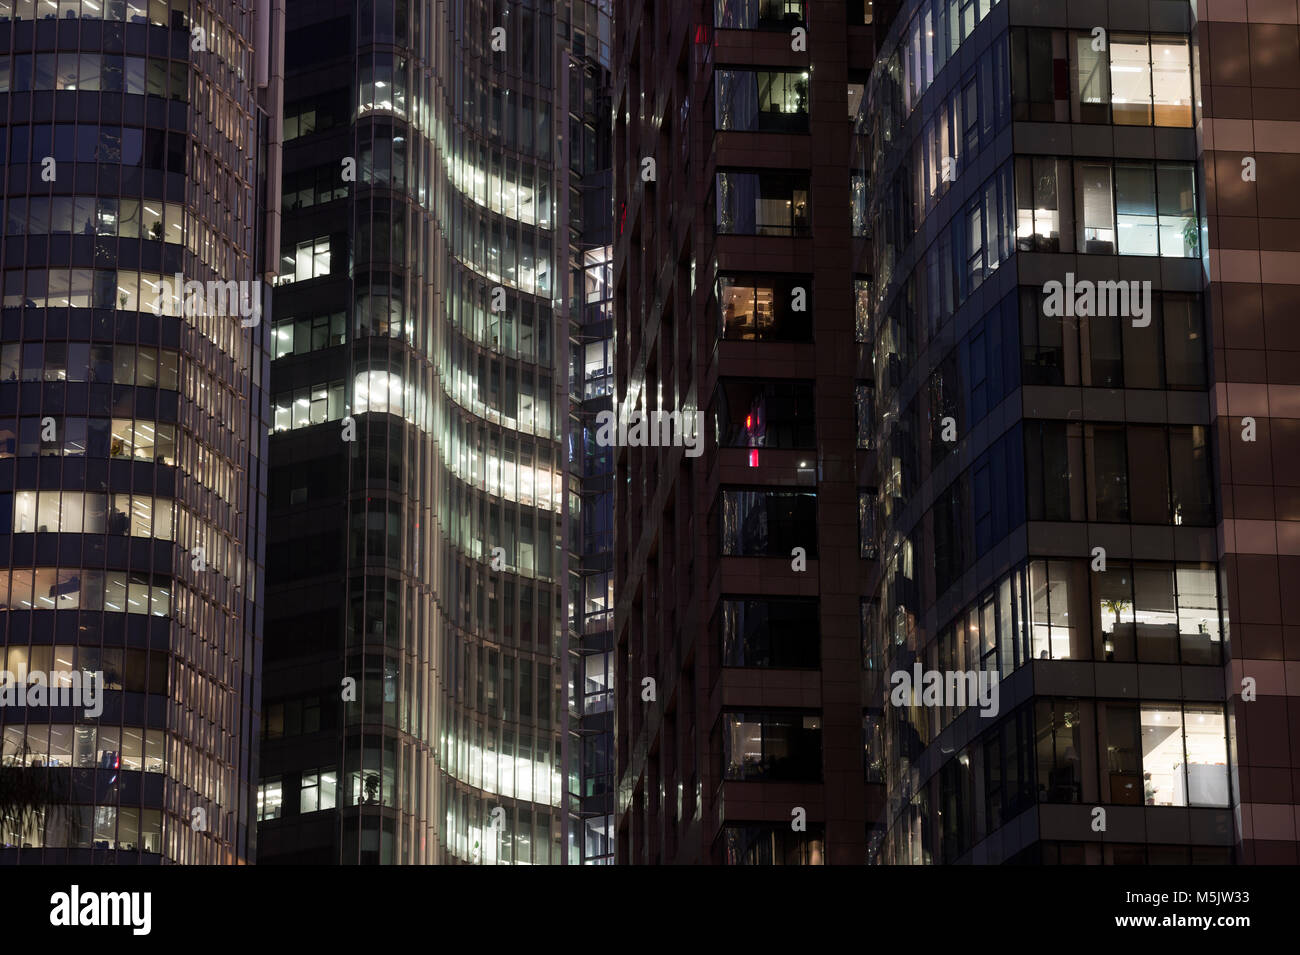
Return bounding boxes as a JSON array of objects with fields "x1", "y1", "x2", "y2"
[
  {"x1": 716, "y1": 69, "x2": 809, "y2": 132},
  {"x1": 1109, "y1": 35, "x2": 1153, "y2": 125},
  {"x1": 1116, "y1": 162, "x2": 1158, "y2": 255},
  {"x1": 722, "y1": 711, "x2": 822, "y2": 781},
  {"x1": 1014, "y1": 157, "x2": 1067, "y2": 252},
  {"x1": 717, "y1": 273, "x2": 812, "y2": 342},
  {"x1": 1109, "y1": 705, "x2": 1230, "y2": 808},
  {"x1": 274, "y1": 236, "x2": 331, "y2": 285},
  {"x1": 258, "y1": 779, "x2": 283, "y2": 821},
  {"x1": 1152, "y1": 37, "x2": 1193, "y2": 126},
  {"x1": 300, "y1": 770, "x2": 338, "y2": 813}
]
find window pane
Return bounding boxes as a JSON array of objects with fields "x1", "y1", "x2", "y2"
[
  {"x1": 1157, "y1": 163, "x2": 1197, "y2": 257},
  {"x1": 1141, "y1": 704, "x2": 1184, "y2": 805},
  {"x1": 1110, "y1": 36, "x2": 1152, "y2": 126},
  {"x1": 1134, "y1": 564, "x2": 1178, "y2": 663},
  {"x1": 1086, "y1": 424, "x2": 1128, "y2": 521},
  {"x1": 1104, "y1": 703, "x2": 1142, "y2": 804},
  {"x1": 1095, "y1": 561, "x2": 1135, "y2": 662},
  {"x1": 1176, "y1": 565, "x2": 1220, "y2": 664},
  {"x1": 1169, "y1": 425, "x2": 1213, "y2": 526},
  {"x1": 1152, "y1": 36, "x2": 1192, "y2": 127},
  {"x1": 1077, "y1": 162, "x2": 1114, "y2": 253},
  {"x1": 1115, "y1": 163, "x2": 1158, "y2": 255},
  {"x1": 1122, "y1": 298, "x2": 1164, "y2": 388},
  {"x1": 1127, "y1": 425, "x2": 1169, "y2": 523},
  {"x1": 1182, "y1": 706, "x2": 1229, "y2": 806},
  {"x1": 1074, "y1": 33, "x2": 1110, "y2": 123},
  {"x1": 1162, "y1": 293, "x2": 1206, "y2": 388}
]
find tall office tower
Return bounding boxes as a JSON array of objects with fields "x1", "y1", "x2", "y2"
[
  {"x1": 0, "y1": 0, "x2": 281, "y2": 864},
  {"x1": 613, "y1": 0, "x2": 879, "y2": 864},
  {"x1": 1197, "y1": 3, "x2": 1300, "y2": 865},
  {"x1": 258, "y1": 0, "x2": 568, "y2": 864},
  {"x1": 865, "y1": 0, "x2": 1236, "y2": 864},
  {"x1": 561, "y1": 0, "x2": 615, "y2": 865}
]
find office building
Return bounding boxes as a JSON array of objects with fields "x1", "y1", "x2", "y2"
[
  {"x1": 614, "y1": 0, "x2": 1300, "y2": 867},
  {"x1": 612, "y1": 0, "x2": 880, "y2": 864},
  {"x1": 258, "y1": 0, "x2": 572, "y2": 864},
  {"x1": 0, "y1": 0, "x2": 282, "y2": 864},
  {"x1": 864, "y1": 0, "x2": 1235, "y2": 863}
]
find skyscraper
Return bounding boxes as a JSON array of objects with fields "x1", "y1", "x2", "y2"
[
  {"x1": 613, "y1": 0, "x2": 880, "y2": 864},
  {"x1": 614, "y1": 0, "x2": 1300, "y2": 867},
  {"x1": 258, "y1": 0, "x2": 573, "y2": 864},
  {"x1": 0, "y1": 0, "x2": 282, "y2": 864},
  {"x1": 865, "y1": 0, "x2": 1233, "y2": 863}
]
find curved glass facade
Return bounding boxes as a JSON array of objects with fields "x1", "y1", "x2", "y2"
[
  {"x1": 260, "y1": 0, "x2": 566, "y2": 864},
  {"x1": 432, "y1": 0, "x2": 564, "y2": 865},
  {"x1": 0, "y1": 0, "x2": 278, "y2": 863}
]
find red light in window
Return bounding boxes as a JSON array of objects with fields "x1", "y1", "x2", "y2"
[
  {"x1": 749, "y1": 449, "x2": 759, "y2": 468},
  {"x1": 694, "y1": 24, "x2": 710, "y2": 45}
]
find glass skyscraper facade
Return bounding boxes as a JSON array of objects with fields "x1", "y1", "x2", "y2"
[
  {"x1": 0, "y1": 0, "x2": 281, "y2": 863},
  {"x1": 3, "y1": 0, "x2": 1293, "y2": 874},
  {"x1": 259, "y1": 0, "x2": 579, "y2": 864},
  {"x1": 865, "y1": 0, "x2": 1235, "y2": 863}
]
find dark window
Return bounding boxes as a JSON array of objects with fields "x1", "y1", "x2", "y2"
[
  {"x1": 1127, "y1": 425, "x2": 1171, "y2": 524},
  {"x1": 1169, "y1": 425, "x2": 1214, "y2": 526},
  {"x1": 1021, "y1": 286, "x2": 1075, "y2": 386},
  {"x1": 721, "y1": 597, "x2": 819, "y2": 668},
  {"x1": 1086, "y1": 424, "x2": 1128, "y2": 521},
  {"x1": 939, "y1": 752, "x2": 975, "y2": 862},
  {"x1": 1162, "y1": 292, "x2": 1207, "y2": 388},
  {"x1": 1011, "y1": 28, "x2": 1061, "y2": 122},
  {"x1": 1102, "y1": 703, "x2": 1143, "y2": 804},
  {"x1": 720, "y1": 488, "x2": 817, "y2": 557},
  {"x1": 715, "y1": 378, "x2": 815, "y2": 448},
  {"x1": 1035, "y1": 699, "x2": 1084, "y2": 803},
  {"x1": 984, "y1": 704, "x2": 1036, "y2": 832}
]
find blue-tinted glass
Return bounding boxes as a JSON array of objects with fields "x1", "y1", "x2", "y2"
[{"x1": 9, "y1": 125, "x2": 28, "y2": 162}]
